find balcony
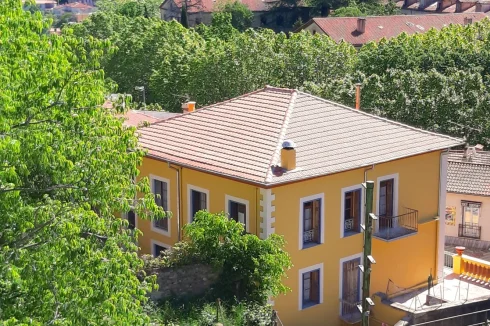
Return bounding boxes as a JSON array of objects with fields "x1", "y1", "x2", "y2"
[
  {"x1": 373, "y1": 207, "x2": 418, "y2": 241},
  {"x1": 458, "y1": 223, "x2": 481, "y2": 239}
]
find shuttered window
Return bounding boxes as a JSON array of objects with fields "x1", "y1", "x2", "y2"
[
  {"x1": 303, "y1": 199, "x2": 321, "y2": 245},
  {"x1": 344, "y1": 189, "x2": 361, "y2": 236},
  {"x1": 302, "y1": 269, "x2": 320, "y2": 308},
  {"x1": 229, "y1": 200, "x2": 246, "y2": 228}
]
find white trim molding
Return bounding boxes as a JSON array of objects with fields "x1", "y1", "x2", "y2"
[
  {"x1": 225, "y1": 195, "x2": 250, "y2": 233},
  {"x1": 299, "y1": 193, "x2": 325, "y2": 250},
  {"x1": 376, "y1": 173, "x2": 399, "y2": 216},
  {"x1": 298, "y1": 263, "x2": 324, "y2": 311},
  {"x1": 187, "y1": 184, "x2": 210, "y2": 224},
  {"x1": 340, "y1": 185, "x2": 365, "y2": 238},
  {"x1": 149, "y1": 174, "x2": 171, "y2": 237},
  {"x1": 151, "y1": 239, "x2": 171, "y2": 257},
  {"x1": 259, "y1": 188, "x2": 275, "y2": 239},
  {"x1": 338, "y1": 253, "x2": 363, "y2": 316},
  {"x1": 438, "y1": 151, "x2": 449, "y2": 274}
]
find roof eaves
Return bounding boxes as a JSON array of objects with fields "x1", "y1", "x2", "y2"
[
  {"x1": 266, "y1": 146, "x2": 460, "y2": 186},
  {"x1": 296, "y1": 90, "x2": 464, "y2": 145},
  {"x1": 294, "y1": 18, "x2": 315, "y2": 32},
  {"x1": 264, "y1": 89, "x2": 298, "y2": 183}
]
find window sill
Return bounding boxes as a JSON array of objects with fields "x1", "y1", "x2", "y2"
[
  {"x1": 151, "y1": 225, "x2": 171, "y2": 237},
  {"x1": 301, "y1": 301, "x2": 321, "y2": 310},
  {"x1": 343, "y1": 231, "x2": 361, "y2": 238},
  {"x1": 302, "y1": 242, "x2": 322, "y2": 250}
]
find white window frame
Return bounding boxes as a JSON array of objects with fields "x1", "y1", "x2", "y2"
[
  {"x1": 298, "y1": 263, "x2": 324, "y2": 311},
  {"x1": 338, "y1": 252, "x2": 363, "y2": 316},
  {"x1": 151, "y1": 239, "x2": 171, "y2": 258},
  {"x1": 376, "y1": 173, "x2": 399, "y2": 217},
  {"x1": 340, "y1": 185, "x2": 365, "y2": 238},
  {"x1": 225, "y1": 195, "x2": 250, "y2": 233},
  {"x1": 187, "y1": 184, "x2": 210, "y2": 224},
  {"x1": 150, "y1": 174, "x2": 171, "y2": 237},
  {"x1": 298, "y1": 193, "x2": 325, "y2": 250}
]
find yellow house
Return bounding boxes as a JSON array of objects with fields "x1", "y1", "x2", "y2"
[
  {"x1": 445, "y1": 148, "x2": 490, "y2": 243},
  {"x1": 133, "y1": 86, "x2": 462, "y2": 325}
]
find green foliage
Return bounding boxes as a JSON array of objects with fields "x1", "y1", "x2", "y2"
[
  {"x1": 97, "y1": 0, "x2": 161, "y2": 18},
  {"x1": 332, "y1": 0, "x2": 400, "y2": 16},
  {"x1": 147, "y1": 300, "x2": 275, "y2": 326},
  {"x1": 54, "y1": 12, "x2": 76, "y2": 27},
  {"x1": 72, "y1": 12, "x2": 490, "y2": 146},
  {"x1": 176, "y1": 211, "x2": 292, "y2": 303},
  {"x1": 0, "y1": 0, "x2": 164, "y2": 324},
  {"x1": 216, "y1": 0, "x2": 254, "y2": 32}
]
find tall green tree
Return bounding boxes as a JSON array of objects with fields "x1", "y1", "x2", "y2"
[
  {"x1": 216, "y1": 0, "x2": 254, "y2": 32},
  {"x1": 0, "y1": 1, "x2": 163, "y2": 324}
]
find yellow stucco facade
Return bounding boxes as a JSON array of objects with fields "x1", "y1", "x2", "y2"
[{"x1": 136, "y1": 150, "x2": 445, "y2": 326}]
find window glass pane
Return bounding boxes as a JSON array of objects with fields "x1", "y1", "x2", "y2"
[
  {"x1": 229, "y1": 201, "x2": 246, "y2": 227},
  {"x1": 153, "y1": 244, "x2": 166, "y2": 257},
  {"x1": 127, "y1": 210, "x2": 136, "y2": 230}
]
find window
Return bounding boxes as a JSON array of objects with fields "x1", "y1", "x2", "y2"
[
  {"x1": 299, "y1": 194, "x2": 324, "y2": 249},
  {"x1": 459, "y1": 201, "x2": 482, "y2": 239},
  {"x1": 463, "y1": 201, "x2": 481, "y2": 225},
  {"x1": 127, "y1": 210, "x2": 136, "y2": 230},
  {"x1": 298, "y1": 263, "x2": 323, "y2": 310},
  {"x1": 303, "y1": 200, "x2": 321, "y2": 245},
  {"x1": 188, "y1": 185, "x2": 209, "y2": 223},
  {"x1": 226, "y1": 195, "x2": 249, "y2": 232},
  {"x1": 343, "y1": 187, "x2": 362, "y2": 237},
  {"x1": 377, "y1": 174, "x2": 399, "y2": 232},
  {"x1": 152, "y1": 177, "x2": 169, "y2": 232},
  {"x1": 153, "y1": 244, "x2": 167, "y2": 257},
  {"x1": 303, "y1": 270, "x2": 320, "y2": 307},
  {"x1": 379, "y1": 179, "x2": 394, "y2": 218},
  {"x1": 151, "y1": 240, "x2": 170, "y2": 258}
]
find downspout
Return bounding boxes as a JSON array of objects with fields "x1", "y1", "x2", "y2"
[
  {"x1": 256, "y1": 187, "x2": 260, "y2": 237},
  {"x1": 364, "y1": 164, "x2": 374, "y2": 183},
  {"x1": 436, "y1": 149, "x2": 449, "y2": 278},
  {"x1": 168, "y1": 162, "x2": 182, "y2": 241}
]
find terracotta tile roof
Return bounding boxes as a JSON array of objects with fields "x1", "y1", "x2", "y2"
[
  {"x1": 138, "y1": 87, "x2": 463, "y2": 186},
  {"x1": 57, "y1": 1, "x2": 95, "y2": 9},
  {"x1": 302, "y1": 13, "x2": 487, "y2": 46},
  {"x1": 448, "y1": 150, "x2": 490, "y2": 196}
]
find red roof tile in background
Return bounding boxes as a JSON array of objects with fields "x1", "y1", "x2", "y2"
[{"x1": 305, "y1": 13, "x2": 487, "y2": 46}]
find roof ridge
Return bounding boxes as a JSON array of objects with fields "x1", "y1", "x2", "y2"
[
  {"x1": 264, "y1": 90, "x2": 298, "y2": 183},
  {"x1": 312, "y1": 13, "x2": 485, "y2": 20},
  {"x1": 296, "y1": 90, "x2": 464, "y2": 145}
]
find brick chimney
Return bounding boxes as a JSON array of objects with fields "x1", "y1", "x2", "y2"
[
  {"x1": 463, "y1": 16, "x2": 474, "y2": 25},
  {"x1": 357, "y1": 18, "x2": 366, "y2": 34},
  {"x1": 281, "y1": 140, "x2": 296, "y2": 171}
]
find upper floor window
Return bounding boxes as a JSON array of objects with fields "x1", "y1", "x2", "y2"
[
  {"x1": 342, "y1": 186, "x2": 362, "y2": 237},
  {"x1": 151, "y1": 176, "x2": 169, "y2": 234},
  {"x1": 299, "y1": 263, "x2": 323, "y2": 310},
  {"x1": 379, "y1": 178, "x2": 394, "y2": 218},
  {"x1": 226, "y1": 195, "x2": 249, "y2": 232},
  {"x1": 462, "y1": 201, "x2": 481, "y2": 225},
  {"x1": 127, "y1": 210, "x2": 136, "y2": 230},
  {"x1": 300, "y1": 194, "x2": 324, "y2": 249},
  {"x1": 188, "y1": 185, "x2": 209, "y2": 223}
]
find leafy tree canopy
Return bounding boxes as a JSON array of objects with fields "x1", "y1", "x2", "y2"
[
  {"x1": 0, "y1": 1, "x2": 163, "y2": 324},
  {"x1": 215, "y1": 0, "x2": 254, "y2": 32},
  {"x1": 332, "y1": 0, "x2": 399, "y2": 16}
]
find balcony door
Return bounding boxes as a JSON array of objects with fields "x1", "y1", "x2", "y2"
[
  {"x1": 341, "y1": 257, "x2": 361, "y2": 318},
  {"x1": 379, "y1": 178, "x2": 394, "y2": 229}
]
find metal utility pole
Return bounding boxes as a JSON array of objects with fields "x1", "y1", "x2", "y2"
[{"x1": 359, "y1": 181, "x2": 376, "y2": 326}]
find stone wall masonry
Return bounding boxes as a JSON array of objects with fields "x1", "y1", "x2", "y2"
[{"x1": 147, "y1": 263, "x2": 221, "y2": 302}]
